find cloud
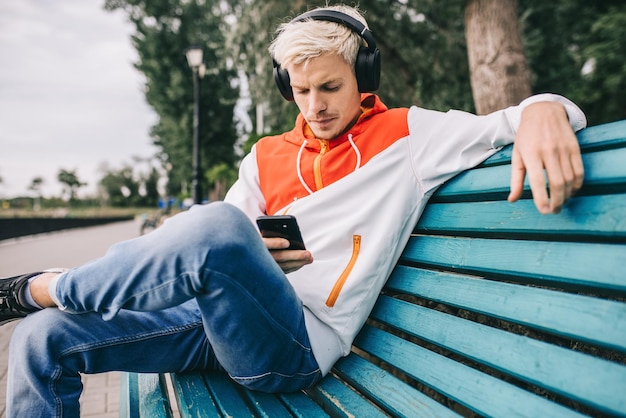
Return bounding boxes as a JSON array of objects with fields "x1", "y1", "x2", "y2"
[{"x1": 0, "y1": 0, "x2": 158, "y2": 198}]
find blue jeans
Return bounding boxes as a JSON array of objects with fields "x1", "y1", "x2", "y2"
[{"x1": 7, "y1": 202, "x2": 321, "y2": 418}]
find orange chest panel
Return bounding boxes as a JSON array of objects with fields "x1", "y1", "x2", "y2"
[{"x1": 256, "y1": 108, "x2": 409, "y2": 215}]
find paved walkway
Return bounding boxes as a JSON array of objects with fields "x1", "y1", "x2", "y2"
[{"x1": 0, "y1": 219, "x2": 143, "y2": 417}]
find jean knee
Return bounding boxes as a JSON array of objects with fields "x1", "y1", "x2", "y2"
[
  {"x1": 165, "y1": 202, "x2": 256, "y2": 246},
  {"x1": 10, "y1": 310, "x2": 61, "y2": 366}
]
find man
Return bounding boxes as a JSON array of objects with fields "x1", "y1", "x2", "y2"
[{"x1": 0, "y1": 5, "x2": 586, "y2": 417}]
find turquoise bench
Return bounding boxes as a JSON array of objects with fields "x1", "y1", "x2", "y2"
[{"x1": 120, "y1": 120, "x2": 626, "y2": 417}]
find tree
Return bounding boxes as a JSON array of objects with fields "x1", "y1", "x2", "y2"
[
  {"x1": 465, "y1": 0, "x2": 531, "y2": 114},
  {"x1": 105, "y1": 0, "x2": 240, "y2": 199},
  {"x1": 28, "y1": 177, "x2": 44, "y2": 211},
  {"x1": 57, "y1": 169, "x2": 86, "y2": 202}
]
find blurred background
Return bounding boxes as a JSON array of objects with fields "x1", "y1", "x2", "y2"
[{"x1": 1, "y1": 0, "x2": 624, "y2": 219}]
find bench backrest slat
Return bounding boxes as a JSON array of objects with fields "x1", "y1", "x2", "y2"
[
  {"x1": 418, "y1": 194, "x2": 626, "y2": 240},
  {"x1": 387, "y1": 266, "x2": 626, "y2": 351},
  {"x1": 402, "y1": 236, "x2": 625, "y2": 292},
  {"x1": 475, "y1": 120, "x2": 626, "y2": 167},
  {"x1": 432, "y1": 147, "x2": 626, "y2": 202}
]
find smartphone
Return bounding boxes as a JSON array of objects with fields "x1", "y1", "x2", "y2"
[{"x1": 256, "y1": 215, "x2": 306, "y2": 250}]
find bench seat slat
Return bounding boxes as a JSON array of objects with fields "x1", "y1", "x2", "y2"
[
  {"x1": 238, "y1": 383, "x2": 302, "y2": 418},
  {"x1": 371, "y1": 296, "x2": 626, "y2": 415},
  {"x1": 354, "y1": 326, "x2": 586, "y2": 418},
  {"x1": 119, "y1": 373, "x2": 172, "y2": 418},
  {"x1": 480, "y1": 120, "x2": 626, "y2": 167},
  {"x1": 386, "y1": 266, "x2": 626, "y2": 352},
  {"x1": 170, "y1": 372, "x2": 241, "y2": 417},
  {"x1": 416, "y1": 193, "x2": 626, "y2": 240},
  {"x1": 276, "y1": 392, "x2": 331, "y2": 418},
  {"x1": 330, "y1": 354, "x2": 460, "y2": 417},
  {"x1": 434, "y1": 147, "x2": 626, "y2": 201},
  {"x1": 401, "y1": 235, "x2": 626, "y2": 293},
  {"x1": 305, "y1": 373, "x2": 389, "y2": 417}
]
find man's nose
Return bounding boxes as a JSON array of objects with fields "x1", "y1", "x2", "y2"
[{"x1": 308, "y1": 90, "x2": 327, "y2": 115}]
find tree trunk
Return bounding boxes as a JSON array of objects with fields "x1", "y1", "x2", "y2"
[{"x1": 465, "y1": 0, "x2": 531, "y2": 115}]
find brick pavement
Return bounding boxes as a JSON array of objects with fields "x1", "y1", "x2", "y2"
[
  {"x1": 0, "y1": 220, "x2": 142, "y2": 417},
  {"x1": 0, "y1": 318, "x2": 121, "y2": 417}
]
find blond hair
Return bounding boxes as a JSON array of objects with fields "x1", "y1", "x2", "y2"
[{"x1": 268, "y1": 5, "x2": 369, "y2": 70}]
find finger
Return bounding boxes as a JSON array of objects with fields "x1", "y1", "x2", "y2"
[
  {"x1": 570, "y1": 145, "x2": 585, "y2": 194},
  {"x1": 508, "y1": 146, "x2": 526, "y2": 203},
  {"x1": 545, "y1": 141, "x2": 583, "y2": 213},
  {"x1": 525, "y1": 158, "x2": 551, "y2": 214}
]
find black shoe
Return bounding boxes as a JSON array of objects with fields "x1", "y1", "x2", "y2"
[{"x1": 0, "y1": 272, "x2": 42, "y2": 325}]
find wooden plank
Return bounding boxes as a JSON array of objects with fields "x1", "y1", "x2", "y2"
[
  {"x1": 386, "y1": 266, "x2": 626, "y2": 352},
  {"x1": 400, "y1": 235, "x2": 626, "y2": 293},
  {"x1": 370, "y1": 296, "x2": 626, "y2": 416},
  {"x1": 203, "y1": 373, "x2": 256, "y2": 417},
  {"x1": 416, "y1": 193, "x2": 626, "y2": 240},
  {"x1": 354, "y1": 326, "x2": 586, "y2": 418},
  {"x1": 306, "y1": 373, "x2": 389, "y2": 418},
  {"x1": 240, "y1": 386, "x2": 300, "y2": 418},
  {"x1": 119, "y1": 373, "x2": 172, "y2": 418},
  {"x1": 277, "y1": 391, "x2": 331, "y2": 418},
  {"x1": 433, "y1": 146, "x2": 626, "y2": 201},
  {"x1": 479, "y1": 119, "x2": 626, "y2": 167},
  {"x1": 169, "y1": 373, "x2": 222, "y2": 418},
  {"x1": 119, "y1": 372, "x2": 137, "y2": 418},
  {"x1": 138, "y1": 374, "x2": 172, "y2": 418},
  {"x1": 332, "y1": 354, "x2": 460, "y2": 418}
]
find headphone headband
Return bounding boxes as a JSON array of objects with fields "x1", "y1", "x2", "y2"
[
  {"x1": 292, "y1": 10, "x2": 378, "y2": 53},
  {"x1": 273, "y1": 9, "x2": 381, "y2": 101}
]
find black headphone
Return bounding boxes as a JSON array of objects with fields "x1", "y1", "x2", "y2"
[{"x1": 273, "y1": 9, "x2": 381, "y2": 101}]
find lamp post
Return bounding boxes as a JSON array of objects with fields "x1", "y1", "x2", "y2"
[{"x1": 185, "y1": 45, "x2": 205, "y2": 205}]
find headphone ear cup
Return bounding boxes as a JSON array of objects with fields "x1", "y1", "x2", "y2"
[
  {"x1": 273, "y1": 61, "x2": 294, "y2": 101},
  {"x1": 355, "y1": 46, "x2": 381, "y2": 93}
]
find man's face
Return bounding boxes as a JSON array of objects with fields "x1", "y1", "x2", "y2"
[{"x1": 287, "y1": 54, "x2": 362, "y2": 140}]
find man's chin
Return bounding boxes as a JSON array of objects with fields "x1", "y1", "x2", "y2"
[{"x1": 310, "y1": 126, "x2": 341, "y2": 140}]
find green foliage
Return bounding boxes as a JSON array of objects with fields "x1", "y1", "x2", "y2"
[
  {"x1": 98, "y1": 164, "x2": 160, "y2": 207},
  {"x1": 105, "y1": 0, "x2": 240, "y2": 199},
  {"x1": 57, "y1": 169, "x2": 86, "y2": 202},
  {"x1": 520, "y1": 0, "x2": 626, "y2": 124}
]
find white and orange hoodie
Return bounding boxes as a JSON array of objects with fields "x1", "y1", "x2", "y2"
[{"x1": 224, "y1": 93, "x2": 586, "y2": 375}]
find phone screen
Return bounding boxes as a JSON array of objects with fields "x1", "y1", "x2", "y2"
[{"x1": 256, "y1": 215, "x2": 306, "y2": 250}]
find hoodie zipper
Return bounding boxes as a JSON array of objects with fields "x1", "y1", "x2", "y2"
[
  {"x1": 326, "y1": 234, "x2": 361, "y2": 307},
  {"x1": 313, "y1": 139, "x2": 329, "y2": 190}
]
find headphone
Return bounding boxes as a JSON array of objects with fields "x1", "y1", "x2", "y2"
[{"x1": 273, "y1": 9, "x2": 381, "y2": 101}]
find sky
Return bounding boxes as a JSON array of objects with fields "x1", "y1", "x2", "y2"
[{"x1": 0, "y1": 0, "x2": 159, "y2": 199}]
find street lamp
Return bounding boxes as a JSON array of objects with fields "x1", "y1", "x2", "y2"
[{"x1": 185, "y1": 45, "x2": 205, "y2": 204}]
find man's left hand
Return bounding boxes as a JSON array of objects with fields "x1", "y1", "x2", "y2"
[{"x1": 508, "y1": 101, "x2": 584, "y2": 214}]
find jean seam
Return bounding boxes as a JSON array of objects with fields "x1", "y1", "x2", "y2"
[
  {"x1": 231, "y1": 368, "x2": 321, "y2": 381},
  {"x1": 50, "y1": 366, "x2": 63, "y2": 418},
  {"x1": 57, "y1": 320, "x2": 205, "y2": 357}
]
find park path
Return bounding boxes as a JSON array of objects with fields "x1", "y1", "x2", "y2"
[{"x1": 0, "y1": 219, "x2": 142, "y2": 417}]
